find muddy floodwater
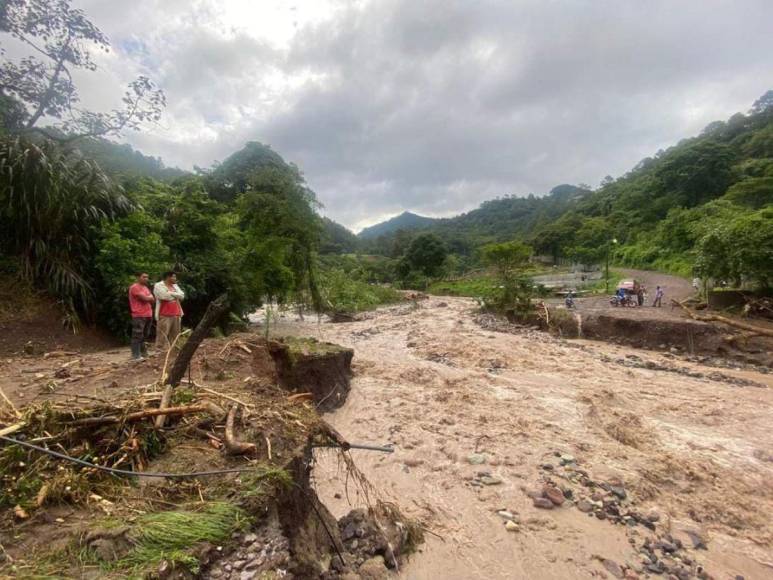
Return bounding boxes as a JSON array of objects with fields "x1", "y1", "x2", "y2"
[{"x1": 276, "y1": 297, "x2": 773, "y2": 580}]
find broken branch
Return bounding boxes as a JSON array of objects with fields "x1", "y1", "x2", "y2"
[{"x1": 224, "y1": 404, "x2": 257, "y2": 457}]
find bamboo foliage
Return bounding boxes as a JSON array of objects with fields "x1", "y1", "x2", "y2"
[{"x1": 0, "y1": 135, "x2": 132, "y2": 316}]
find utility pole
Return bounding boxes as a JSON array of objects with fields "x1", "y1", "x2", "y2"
[{"x1": 605, "y1": 200, "x2": 612, "y2": 294}]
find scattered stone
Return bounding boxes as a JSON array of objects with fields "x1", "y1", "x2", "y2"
[
  {"x1": 13, "y1": 505, "x2": 29, "y2": 520},
  {"x1": 533, "y1": 497, "x2": 554, "y2": 510},
  {"x1": 609, "y1": 485, "x2": 627, "y2": 500},
  {"x1": 559, "y1": 454, "x2": 575, "y2": 465},
  {"x1": 404, "y1": 458, "x2": 424, "y2": 467},
  {"x1": 541, "y1": 463, "x2": 555, "y2": 471},
  {"x1": 577, "y1": 499, "x2": 593, "y2": 513},
  {"x1": 602, "y1": 558, "x2": 625, "y2": 579},
  {"x1": 504, "y1": 520, "x2": 519, "y2": 532},
  {"x1": 684, "y1": 530, "x2": 707, "y2": 550},
  {"x1": 467, "y1": 453, "x2": 487, "y2": 465},
  {"x1": 497, "y1": 510, "x2": 516, "y2": 521},
  {"x1": 542, "y1": 485, "x2": 565, "y2": 506},
  {"x1": 646, "y1": 510, "x2": 660, "y2": 523},
  {"x1": 480, "y1": 475, "x2": 502, "y2": 486}
]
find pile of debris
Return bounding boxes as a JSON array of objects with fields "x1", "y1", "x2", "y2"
[{"x1": 0, "y1": 309, "x2": 423, "y2": 578}]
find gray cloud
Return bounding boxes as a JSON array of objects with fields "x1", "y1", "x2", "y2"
[{"x1": 63, "y1": 0, "x2": 773, "y2": 230}]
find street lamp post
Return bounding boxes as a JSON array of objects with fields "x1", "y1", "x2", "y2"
[{"x1": 605, "y1": 238, "x2": 618, "y2": 294}]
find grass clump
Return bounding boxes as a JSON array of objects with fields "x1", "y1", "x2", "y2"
[
  {"x1": 427, "y1": 274, "x2": 497, "y2": 297},
  {"x1": 115, "y1": 502, "x2": 250, "y2": 575},
  {"x1": 283, "y1": 336, "x2": 346, "y2": 358}
]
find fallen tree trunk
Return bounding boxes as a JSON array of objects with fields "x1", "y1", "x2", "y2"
[
  {"x1": 673, "y1": 299, "x2": 773, "y2": 338},
  {"x1": 167, "y1": 294, "x2": 230, "y2": 388},
  {"x1": 156, "y1": 294, "x2": 230, "y2": 428}
]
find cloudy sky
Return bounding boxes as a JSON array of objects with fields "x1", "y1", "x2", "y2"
[{"x1": 29, "y1": 1, "x2": 773, "y2": 229}]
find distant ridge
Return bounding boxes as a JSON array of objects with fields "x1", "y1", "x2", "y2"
[{"x1": 358, "y1": 211, "x2": 438, "y2": 239}]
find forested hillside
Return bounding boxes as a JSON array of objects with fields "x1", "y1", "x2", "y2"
[
  {"x1": 358, "y1": 211, "x2": 439, "y2": 239},
  {"x1": 359, "y1": 95, "x2": 773, "y2": 287}
]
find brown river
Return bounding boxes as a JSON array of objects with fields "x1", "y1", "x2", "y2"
[{"x1": 276, "y1": 296, "x2": 773, "y2": 579}]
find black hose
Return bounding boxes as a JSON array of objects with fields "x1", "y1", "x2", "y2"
[
  {"x1": 0, "y1": 435, "x2": 395, "y2": 478},
  {"x1": 0, "y1": 435, "x2": 257, "y2": 479},
  {"x1": 312, "y1": 443, "x2": 394, "y2": 453}
]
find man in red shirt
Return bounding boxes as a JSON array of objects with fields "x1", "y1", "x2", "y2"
[{"x1": 128, "y1": 272, "x2": 155, "y2": 360}]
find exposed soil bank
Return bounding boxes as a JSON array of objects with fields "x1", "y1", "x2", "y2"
[{"x1": 268, "y1": 337, "x2": 354, "y2": 412}]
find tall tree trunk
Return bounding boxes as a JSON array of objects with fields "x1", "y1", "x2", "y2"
[{"x1": 166, "y1": 293, "x2": 230, "y2": 388}]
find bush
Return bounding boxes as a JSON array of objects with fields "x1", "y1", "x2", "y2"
[{"x1": 320, "y1": 268, "x2": 402, "y2": 313}]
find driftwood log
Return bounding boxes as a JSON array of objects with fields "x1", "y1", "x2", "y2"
[
  {"x1": 67, "y1": 401, "x2": 225, "y2": 427},
  {"x1": 673, "y1": 299, "x2": 773, "y2": 338}
]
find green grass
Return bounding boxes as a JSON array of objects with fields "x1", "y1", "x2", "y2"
[
  {"x1": 427, "y1": 275, "x2": 498, "y2": 297},
  {"x1": 320, "y1": 268, "x2": 403, "y2": 312},
  {"x1": 584, "y1": 268, "x2": 625, "y2": 295},
  {"x1": 114, "y1": 502, "x2": 250, "y2": 575}
]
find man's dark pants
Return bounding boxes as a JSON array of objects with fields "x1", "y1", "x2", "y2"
[{"x1": 131, "y1": 317, "x2": 152, "y2": 359}]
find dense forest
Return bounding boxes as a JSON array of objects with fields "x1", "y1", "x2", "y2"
[{"x1": 1, "y1": 0, "x2": 771, "y2": 344}]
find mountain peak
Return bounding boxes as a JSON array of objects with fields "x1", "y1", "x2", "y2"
[{"x1": 357, "y1": 211, "x2": 437, "y2": 239}]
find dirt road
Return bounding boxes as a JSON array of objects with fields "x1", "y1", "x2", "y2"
[
  {"x1": 280, "y1": 298, "x2": 773, "y2": 579},
  {"x1": 564, "y1": 268, "x2": 695, "y2": 319}
]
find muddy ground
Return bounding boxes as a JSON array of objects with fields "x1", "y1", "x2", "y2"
[{"x1": 268, "y1": 297, "x2": 773, "y2": 580}]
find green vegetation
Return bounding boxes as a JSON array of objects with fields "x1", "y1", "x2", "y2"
[
  {"x1": 427, "y1": 274, "x2": 497, "y2": 297},
  {"x1": 1, "y1": 0, "x2": 771, "y2": 341},
  {"x1": 320, "y1": 268, "x2": 403, "y2": 313},
  {"x1": 115, "y1": 503, "x2": 249, "y2": 575},
  {"x1": 357, "y1": 93, "x2": 773, "y2": 291}
]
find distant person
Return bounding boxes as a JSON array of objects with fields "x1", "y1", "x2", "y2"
[
  {"x1": 154, "y1": 271, "x2": 185, "y2": 351},
  {"x1": 692, "y1": 277, "x2": 701, "y2": 293},
  {"x1": 565, "y1": 289, "x2": 575, "y2": 309},
  {"x1": 637, "y1": 286, "x2": 644, "y2": 307},
  {"x1": 128, "y1": 272, "x2": 155, "y2": 361},
  {"x1": 652, "y1": 285, "x2": 664, "y2": 307}
]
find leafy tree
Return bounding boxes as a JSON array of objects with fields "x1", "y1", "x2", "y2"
[
  {"x1": 205, "y1": 141, "x2": 292, "y2": 203},
  {"x1": 695, "y1": 206, "x2": 773, "y2": 289},
  {"x1": 0, "y1": 0, "x2": 164, "y2": 140},
  {"x1": 654, "y1": 141, "x2": 734, "y2": 208},
  {"x1": 236, "y1": 165, "x2": 321, "y2": 308},
  {"x1": 480, "y1": 241, "x2": 531, "y2": 284},
  {"x1": 724, "y1": 176, "x2": 773, "y2": 209},
  {"x1": 750, "y1": 89, "x2": 773, "y2": 115},
  {"x1": 319, "y1": 217, "x2": 359, "y2": 254},
  {"x1": 93, "y1": 211, "x2": 170, "y2": 336},
  {"x1": 480, "y1": 241, "x2": 533, "y2": 312},
  {"x1": 568, "y1": 217, "x2": 612, "y2": 265},
  {"x1": 403, "y1": 233, "x2": 447, "y2": 277}
]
